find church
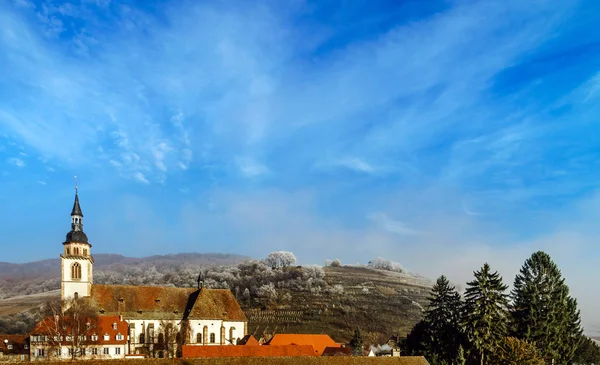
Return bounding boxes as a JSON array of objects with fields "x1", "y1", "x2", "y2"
[{"x1": 29, "y1": 188, "x2": 248, "y2": 360}]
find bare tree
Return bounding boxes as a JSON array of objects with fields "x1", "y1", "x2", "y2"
[{"x1": 35, "y1": 297, "x2": 99, "y2": 360}]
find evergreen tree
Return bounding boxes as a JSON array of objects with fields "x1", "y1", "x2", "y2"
[
  {"x1": 572, "y1": 335, "x2": 600, "y2": 365},
  {"x1": 349, "y1": 327, "x2": 363, "y2": 356},
  {"x1": 510, "y1": 251, "x2": 583, "y2": 364},
  {"x1": 462, "y1": 263, "x2": 509, "y2": 365},
  {"x1": 424, "y1": 275, "x2": 464, "y2": 364}
]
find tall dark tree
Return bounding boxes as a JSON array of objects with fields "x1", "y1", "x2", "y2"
[
  {"x1": 462, "y1": 263, "x2": 509, "y2": 365},
  {"x1": 405, "y1": 275, "x2": 464, "y2": 364},
  {"x1": 349, "y1": 327, "x2": 363, "y2": 356},
  {"x1": 510, "y1": 251, "x2": 583, "y2": 364}
]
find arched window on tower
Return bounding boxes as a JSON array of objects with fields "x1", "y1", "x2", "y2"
[{"x1": 71, "y1": 263, "x2": 82, "y2": 280}]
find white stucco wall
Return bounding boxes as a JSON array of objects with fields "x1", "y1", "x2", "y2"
[
  {"x1": 125, "y1": 319, "x2": 246, "y2": 347},
  {"x1": 61, "y1": 256, "x2": 92, "y2": 300}
]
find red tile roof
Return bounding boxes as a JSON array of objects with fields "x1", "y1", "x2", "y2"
[
  {"x1": 90, "y1": 284, "x2": 246, "y2": 321},
  {"x1": 0, "y1": 334, "x2": 28, "y2": 355},
  {"x1": 182, "y1": 344, "x2": 316, "y2": 358},
  {"x1": 31, "y1": 315, "x2": 127, "y2": 345},
  {"x1": 237, "y1": 335, "x2": 260, "y2": 346},
  {"x1": 268, "y1": 334, "x2": 341, "y2": 356}
]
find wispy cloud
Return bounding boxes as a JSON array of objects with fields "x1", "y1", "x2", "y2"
[
  {"x1": 7, "y1": 157, "x2": 25, "y2": 167},
  {"x1": 235, "y1": 156, "x2": 269, "y2": 178},
  {"x1": 367, "y1": 212, "x2": 423, "y2": 236}
]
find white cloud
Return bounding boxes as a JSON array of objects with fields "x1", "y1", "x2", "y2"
[
  {"x1": 7, "y1": 157, "x2": 25, "y2": 167},
  {"x1": 236, "y1": 156, "x2": 269, "y2": 177},
  {"x1": 133, "y1": 171, "x2": 150, "y2": 184},
  {"x1": 367, "y1": 212, "x2": 423, "y2": 236}
]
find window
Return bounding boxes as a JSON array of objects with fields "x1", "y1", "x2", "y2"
[
  {"x1": 24, "y1": 344, "x2": 28, "y2": 350},
  {"x1": 92, "y1": 348, "x2": 98, "y2": 355},
  {"x1": 115, "y1": 348, "x2": 121, "y2": 355},
  {"x1": 210, "y1": 333, "x2": 215, "y2": 343},
  {"x1": 91, "y1": 335, "x2": 98, "y2": 341},
  {"x1": 158, "y1": 333, "x2": 164, "y2": 344},
  {"x1": 83, "y1": 249, "x2": 88, "y2": 256},
  {"x1": 148, "y1": 324, "x2": 155, "y2": 343},
  {"x1": 71, "y1": 262, "x2": 82, "y2": 280},
  {"x1": 68, "y1": 348, "x2": 73, "y2": 356},
  {"x1": 37, "y1": 349, "x2": 45, "y2": 357},
  {"x1": 196, "y1": 333, "x2": 202, "y2": 344},
  {"x1": 116, "y1": 334, "x2": 124, "y2": 341},
  {"x1": 139, "y1": 333, "x2": 145, "y2": 344},
  {"x1": 74, "y1": 247, "x2": 79, "y2": 255},
  {"x1": 112, "y1": 322, "x2": 117, "y2": 330},
  {"x1": 103, "y1": 334, "x2": 109, "y2": 341},
  {"x1": 66, "y1": 335, "x2": 73, "y2": 342},
  {"x1": 7, "y1": 344, "x2": 13, "y2": 349},
  {"x1": 103, "y1": 348, "x2": 109, "y2": 355},
  {"x1": 66, "y1": 248, "x2": 70, "y2": 255}
]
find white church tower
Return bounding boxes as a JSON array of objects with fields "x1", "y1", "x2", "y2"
[{"x1": 60, "y1": 184, "x2": 94, "y2": 301}]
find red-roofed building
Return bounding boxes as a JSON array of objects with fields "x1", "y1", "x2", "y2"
[
  {"x1": 30, "y1": 315, "x2": 128, "y2": 360},
  {"x1": 0, "y1": 334, "x2": 29, "y2": 362},
  {"x1": 267, "y1": 334, "x2": 342, "y2": 356}
]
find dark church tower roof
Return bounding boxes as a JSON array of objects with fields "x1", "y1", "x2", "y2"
[
  {"x1": 64, "y1": 187, "x2": 89, "y2": 245},
  {"x1": 71, "y1": 192, "x2": 84, "y2": 217}
]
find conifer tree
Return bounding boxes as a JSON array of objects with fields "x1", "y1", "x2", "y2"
[
  {"x1": 510, "y1": 251, "x2": 583, "y2": 364},
  {"x1": 462, "y1": 263, "x2": 509, "y2": 365},
  {"x1": 349, "y1": 327, "x2": 363, "y2": 356},
  {"x1": 424, "y1": 275, "x2": 464, "y2": 364}
]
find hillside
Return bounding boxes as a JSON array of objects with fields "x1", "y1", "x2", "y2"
[
  {"x1": 0, "y1": 253, "x2": 250, "y2": 280},
  {"x1": 245, "y1": 266, "x2": 431, "y2": 344},
  {"x1": 0, "y1": 261, "x2": 432, "y2": 344},
  {"x1": 0, "y1": 253, "x2": 251, "y2": 299}
]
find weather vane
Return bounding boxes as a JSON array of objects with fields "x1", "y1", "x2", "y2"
[{"x1": 74, "y1": 175, "x2": 79, "y2": 193}]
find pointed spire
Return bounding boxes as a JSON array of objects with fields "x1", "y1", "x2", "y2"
[
  {"x1": 71, "y1": 175, "x2": 83, "y2": 217},
  {"x1": 71, "y1": 192, "x2": 83, "y2": 217}
]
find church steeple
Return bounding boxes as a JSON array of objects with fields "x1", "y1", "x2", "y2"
[
  {"x1": 71, "y1": 188, "x2": 83, "y2": 217},
  {"x1": 61, "y1": 179, "x2": 93, "y2": 302}
]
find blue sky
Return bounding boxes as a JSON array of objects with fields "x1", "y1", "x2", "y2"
[{"x1": 2, "y1": 0, "x2": 600, "y2": 332}]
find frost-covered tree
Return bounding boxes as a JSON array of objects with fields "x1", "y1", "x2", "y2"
[
  {"x1": 368, "y1": 258, "x2": 404, "y2": 273},
  {"x1": 264, "y1": 251, "x2": 297, "y2": 269}
]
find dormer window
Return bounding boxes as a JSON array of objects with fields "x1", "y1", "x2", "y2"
[
  {"x1": 7, "y1": 344, "x2": 13, "y2": 350},
  {"x1": 91, "y1": 334, "x2": 98, "y2": 341},
  {"x1": 155, "y1": 299, "x2": 160, "y2": 304},
  {"x1": 112, "y1": 323, "x2": 117, "y2": 330},
  {"x1": 103, "y1": 334, "x2": 110, "y2": 341},
  {"x1": 116, "y1": 333, "x2": 124, "y2": 341}
]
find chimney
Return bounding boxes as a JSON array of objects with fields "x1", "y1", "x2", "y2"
[{"x1": 197, "y1": 273, "x2": 204, "y2": 289}]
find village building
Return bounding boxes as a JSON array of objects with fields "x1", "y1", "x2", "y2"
[
  {"x1": 0, "y1": 335, "x2": 29, "y2": 362},
  {"x1": 29, "y1": 188, "x2": 247, "y2": 360}
]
